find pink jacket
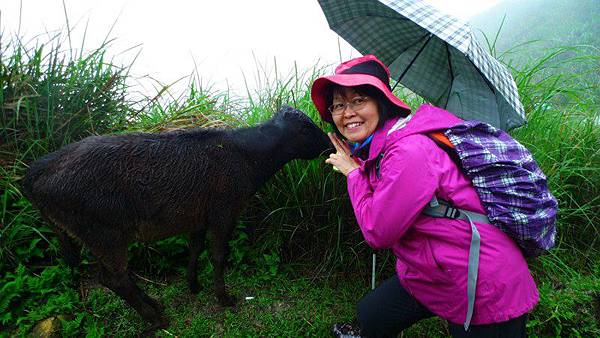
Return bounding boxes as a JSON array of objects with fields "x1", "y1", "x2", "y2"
[{"x1": 347, "y1": 104, "x2": 538, "y2": 325}]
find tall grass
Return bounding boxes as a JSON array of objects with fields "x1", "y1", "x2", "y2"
[
  {"x1": 509, "y1": 45, "x2": 600, "y2": 264},
  {"x1": 1, "y1": 22, "x2": 599, "y2": 335},
  {"x1": 0, "y1": 28, "x2": 134, "y2": 271}
]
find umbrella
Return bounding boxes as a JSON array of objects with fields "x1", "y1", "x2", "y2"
[{"x1": 318, "y1": 0, "x2": 526, "y2": 130}]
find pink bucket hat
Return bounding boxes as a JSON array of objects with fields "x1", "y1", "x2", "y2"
[{"x1": 311, "y1": 54, "x2": 411, "y2": 122}]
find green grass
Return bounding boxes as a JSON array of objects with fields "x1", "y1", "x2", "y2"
[
  {"x1": 1, "y1": 21, "x2": 599, "y2": 337},
  {"x1": 0, "y1": 254, "x2": 366, "y2": 336}
]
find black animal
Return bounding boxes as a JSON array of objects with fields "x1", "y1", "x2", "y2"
[{"x1": 22, "y1": 106, "x2": 332, "y2": 330}]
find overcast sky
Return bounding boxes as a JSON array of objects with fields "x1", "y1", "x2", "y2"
[{"x1": 1, "y1": 0, "x2": 500, "y2": 97}]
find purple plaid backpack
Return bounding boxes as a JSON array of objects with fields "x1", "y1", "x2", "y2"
[
  {"x1": 374, "y1": 119, "x2": 558, "y2": 329},
  {"x1": 404, "y1": 120, "x2": 559, "y2": 329},
  {"x1": 432, "y1": 120, "x2": 558, "y2": 257}
]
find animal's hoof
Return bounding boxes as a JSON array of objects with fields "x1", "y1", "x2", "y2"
[
  {"x1": 140, "y1": 305, "x2": 167, "y2": 331},
  {"x1": 217, "y1": 294, "x2": 237, "y2": 307}
]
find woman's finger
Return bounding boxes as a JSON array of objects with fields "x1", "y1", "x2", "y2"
[
  {"x1": 328, "y1": 133, "x2": 343, "y2": 153},
  {"x1": 326, "y1": 154, "x2": 340, "y2": 164},
  {"x1": 325, "y1": 158, "x2": 342, "y2": 173},
  {"x1": 329, "y1": 133, "x2": 340, "y2": 148},
  {"x1": 331, "y1": 133, "x2": 350, "y2": 156},
  {"x1": 341, "y1": 138, "x2": 352, "y2": 154},
  {"x1": 337, "y1": 136, "x2": 352, "y2": 156}
]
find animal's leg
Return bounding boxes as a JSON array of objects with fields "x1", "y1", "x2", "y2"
[
  {"x1": 208, "y1": 213, "x2": 237, "y2": 306},
  {"x1": 55, "y1": 228, "x2": 81, "y2": 268},
  {"x1": 187, "y1": 228, "x2": 208, "y2": 294},
  {"x1": 91, "y1": 239, "x2": 167, "y2": 329},
  {"x1": 43, "y1": 214, "x2": 81, "y2": 269}
]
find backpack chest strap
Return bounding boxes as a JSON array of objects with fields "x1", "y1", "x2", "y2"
[{"x1": 422, "y1": 197, "x2": 490, "y2": 225}]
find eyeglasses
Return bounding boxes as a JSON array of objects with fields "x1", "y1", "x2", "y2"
[{"x1": 328, "y1": 96, "x2": 371, "y2": 116}]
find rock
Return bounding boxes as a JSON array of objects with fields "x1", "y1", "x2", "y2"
[{"x1": 30, "y1": 315, "x2": 70, "y2": 337}]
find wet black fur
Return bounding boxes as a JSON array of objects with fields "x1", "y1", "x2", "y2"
[{"x1": 22, "y1": 106, "x2": 333, "y2": 330}]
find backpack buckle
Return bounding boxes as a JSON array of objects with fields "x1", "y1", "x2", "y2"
[{"x1": 443, "y1": 205, "x2": 461, "y2": 219}]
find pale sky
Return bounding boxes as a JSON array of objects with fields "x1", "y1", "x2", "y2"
[{"x1": 1, "y1": 0, "x2": 500, "y2": 98}]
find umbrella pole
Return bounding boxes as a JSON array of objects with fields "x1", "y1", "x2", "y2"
[
  {"x1": 373, "y1": 31, "x2": 430, "y2": 290},
  {"x1": 371, "y1": 252, "x2": 376, "y2": 290},
  {"x1": 391, "y1": 33, "x2": 434, "y2": 92}
]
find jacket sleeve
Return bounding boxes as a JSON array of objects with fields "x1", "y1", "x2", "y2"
[{"x1": 347, "y1": 135, "x2": 439, "y2": 249}]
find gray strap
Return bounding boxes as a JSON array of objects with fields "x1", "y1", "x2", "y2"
[
  {"x1": 459, "y1": 209, "x2": 490, "y2": 225},
  {"x1": 422, "y1": 197, "x2": 490, "y2": 225},
  {"x1": 463, "y1": 212, "x2": 480, "y2": 331},
  {"x1": 421, "y1": 197, "x2": 485, "y2": 331}
]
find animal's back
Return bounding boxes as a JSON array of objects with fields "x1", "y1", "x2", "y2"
[{"x1": 23, "y1": 128, "x2": 253, "y2": 241}]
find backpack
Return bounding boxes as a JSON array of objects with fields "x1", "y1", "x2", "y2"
[{"x1": 376, "y1": 120, "x2": 558, "y2": 258}]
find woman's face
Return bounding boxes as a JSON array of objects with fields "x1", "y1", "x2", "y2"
[{"x1": 331, "y1": 87, "x2": 380, "y2": 143}]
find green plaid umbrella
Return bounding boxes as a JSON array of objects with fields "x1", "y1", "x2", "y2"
[{"x1": 318, "y1": 0, "x2": 526, "y2": 130}]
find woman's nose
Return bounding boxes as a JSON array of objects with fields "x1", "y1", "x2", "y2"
[{"x1": 342, "y1": 107, "x2": 357, "y2": 118}]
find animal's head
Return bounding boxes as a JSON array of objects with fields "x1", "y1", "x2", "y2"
[{"x1": 273, "y1": 105, "x2": 334, "y2": 159}]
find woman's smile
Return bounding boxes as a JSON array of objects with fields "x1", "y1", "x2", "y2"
[{"x1": 345, "y1": 121, "x2": 363, "y2": 129}]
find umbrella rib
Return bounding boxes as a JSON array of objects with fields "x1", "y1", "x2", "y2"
[
  {"x1": 390, "y1": 32, "x2": 430, "y2": 62},
  {"x1": 339, "y1": 15, "x2": 424, "y2": 59},
  {"x1": 391, "y1": 33, "x2": 433, "y2": 92},
  {"x1": 444, "y1": 42, "x2": 454, "y2": 108}
]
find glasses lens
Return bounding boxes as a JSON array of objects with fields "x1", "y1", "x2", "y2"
[
  {"x1": 352, "y1": 97, "x2": 368, "y2": 110},
  {"x1": 329, "y1": 103, "x2": 346, "y2": 115},
  {"x1": 329, "y1": 97, "x2": 369, "y2": 116}
]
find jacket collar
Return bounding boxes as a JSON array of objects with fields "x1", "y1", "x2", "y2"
[
  {"x1": 353, "y1": 104, "x2": 464, "y2": 168},
  {"x1": 365, "y1": 114, "x2": 411, "y2": 162}
]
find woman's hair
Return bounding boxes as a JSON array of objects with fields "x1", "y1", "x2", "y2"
[{"x1": 326, "y1": 84, "x2": 409, "y2": 139}]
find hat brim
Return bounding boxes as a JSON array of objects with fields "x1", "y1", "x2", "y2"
[{"x1": 311, "y1": 74, "x2": 411, "y2": 123}]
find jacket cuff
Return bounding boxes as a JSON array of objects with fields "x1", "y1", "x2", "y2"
[{"x1": 347, "y1": 167, "x2": 371, "y2": 193}]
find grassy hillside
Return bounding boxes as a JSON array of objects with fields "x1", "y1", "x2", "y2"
[
  {"x1": 1, "y1": 21, "x2": 599, "y2": 336},
  {"x1": 468, "y1": 0, "x2": 600, "y2": 52},
  {"x1": 468, "y1": 0, "x2": 600, "y2": 106}
]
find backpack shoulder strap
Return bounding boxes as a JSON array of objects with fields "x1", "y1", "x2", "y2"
[
  {"x1": 429, "y1": 131, "x2": 455, "y2": 149},
  {"x1": 427, "y1": 131, "x2": 462, "y2": 168}
]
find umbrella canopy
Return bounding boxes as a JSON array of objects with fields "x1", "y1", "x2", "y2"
[{"x1": 318, "y1": 0, "x2": 526, "y2": 130}]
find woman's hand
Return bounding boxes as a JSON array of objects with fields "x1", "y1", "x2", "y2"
[{"x1": 325, "y1": 133, "x2": 360, "y2": 176}]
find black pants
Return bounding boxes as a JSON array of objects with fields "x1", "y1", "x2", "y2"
[{"x1": 357, "y1": 275, "x2": 528, "y2": 338}]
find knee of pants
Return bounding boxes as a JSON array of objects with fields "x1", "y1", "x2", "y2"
[{"x1": 357, "y1": 294, "x2": 379, "y2": 333}]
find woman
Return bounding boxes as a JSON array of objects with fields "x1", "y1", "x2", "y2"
[{"x1": 311, "y1": 55, "x2": 538, "y2": 338}]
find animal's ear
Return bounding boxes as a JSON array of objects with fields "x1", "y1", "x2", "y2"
[
  {"x1": 278, "y1": 105, "x2": 294, "y2": 116},
  {"x1": 274, "y1": 105, "x2": 295, "y2": 120}
]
